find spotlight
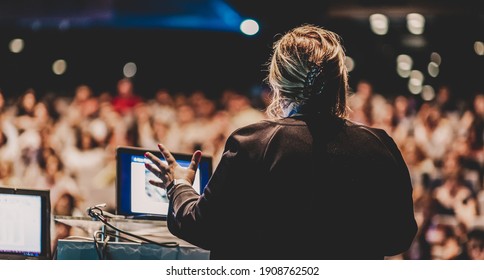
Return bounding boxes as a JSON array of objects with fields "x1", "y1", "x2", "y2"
[{"x1": 240, "y1": 19, "x2": 259, "y2": 36}]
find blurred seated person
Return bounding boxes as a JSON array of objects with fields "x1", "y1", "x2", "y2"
[
  {"x1": 455, "y1": 227, "x2": 484, "y2": 260},
  {"x1": 52, "y1": 191, "x2": 83, "y2": 254},
  {"x1": 0, "y1": 160, "x2": 21, "y2": 187},
  {"x1": 451, "y1": 136, "x2": 482, "y2": 193},
  {"x1": 225, "y1": 92, "x2": 266, "y2": 135},
  {"x1": 413, "y1": 103, "x2": 455, "y2": 162},
  {"x1": 400, "y1": 136, "x2": 437, "y2": 209},
  {"x1": 13, "y1": 88, "x2": 37, "y2": 132},
  {"x1": 34, "y1": 152, "x2": 82, "y2": 213},
  {"x1": 425, "y1": 223, "x2": 461, "y2": 260},
  {"x1": 347, "y1": 80, "x2": 374, "y2": 126},
  {"x1": 0, "y1": 116, "x2": 20, "y2": 163},
  {"x1": 111, "y1": 78, "x2": 142, "y2": 116},
  {"x1": 432, "y1": 152, "x2": 478, "y2": 228}
]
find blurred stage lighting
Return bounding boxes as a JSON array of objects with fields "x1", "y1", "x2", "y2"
[
  {"x1": 52, "y1": 59, "x2": 67, "y2": 75},
  {"x1": 475, "y1": 41, "x2": 484, "y2": 56},
  {"x1": 409, "y1": 70, "x2": 424, "y2": 86},
  {"x1": 59, "y1": 20, "x2": 70, "y2": 31},
  {"x1": 9, "y1": 38, "x2": 24, "y2": 53},
  {"x1": 369, "y1": 14, "x2": 389, "y2": 35},
  {"x1": 396, "y1": 54, "x2": 412, "y2": 78},
  {"x1": 123, "y1": 62, "x2": 137, "y2": 78},
  {"x1": 397, "y1": 54, "x2": 412, "y2": 71},
  {"x1": 406, "y1": 13, "x2": 425, "y2": 35},
  {"x1": 427, "y1": 62, "x2": 439, "y2": 77},
  {"x1": 240, "y1": 19, "x2": 259, "y2": 36},
  {"x1": 422, "y1": 85, "x2": 435, "y2": 101},
  {"x1": 430, "y1": 52, "x2": 442, "y2": 66},
  {"x1": 397, "y1": 67, "x2": 411, "y2": 78},
  {"x1": 344, "y1": 56, "x2": 355, "y2": 72},
  {"x1": 408, "y1": 82, "x2": 423, "y2": 95}
]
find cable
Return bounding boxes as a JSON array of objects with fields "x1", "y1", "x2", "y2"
[
  {"x1": 87, "y1": 205, "x2": 179, "y2": 248},
  {"x1": 93, "y1": 230, "x2": 104, "y2": 260},
  {"x1": 105, "y1": 232, "x2": 142, "y2": 244},
  {"x1": 102, "y1": 235, "x2": 110, "y2": 259}
]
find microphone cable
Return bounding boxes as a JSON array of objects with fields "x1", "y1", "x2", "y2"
[{"x1": 86, "y1": 204, "x2": 179, "y2": 248}]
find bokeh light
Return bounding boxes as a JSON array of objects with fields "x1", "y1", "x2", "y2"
[
  {"x1": 369, "y1": 14, "x2": 389, "y2": 35},
  {"x1": 475, "y1": 41, "x2": 484, "y2": 56},
  {"x1": 345, "y1": 56, "x2": 355, "y2": 72},
  {"x1": 406, "y1": 13, "x2": 425, "y2": 35},
  {"x1": 409, "y1": 70, "x2": 424, "y2": 86},
  {"x1": 9, "y1": 38, "x2": 24, "y2": 53},
  {"x1": 427, "y1": 62, "x2": 439, "y2": 78},
  {"x1": 123, "y1": 62, "x2": 137, "y2": 78},
  {"x1": 408, "y1": 82, "x2": 423, "y2": 95},
  {"x1": 422, "y1": 85, "x2": 435, "y2": 101},
  {"x1": 430, "y1": 52, "x2": 442, "y2": 66},
  {"x1": 52, "y1": 59, "x2": 67, "y2": 75}
]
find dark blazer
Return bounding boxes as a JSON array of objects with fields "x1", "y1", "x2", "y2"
[{"x1": 167, "y1": 115, "x2": 417, "y2": 260}]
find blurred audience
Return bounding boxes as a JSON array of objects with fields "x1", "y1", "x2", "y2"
[{"x1": 0, "y1": 78, "x2": 482, "y2": 259}]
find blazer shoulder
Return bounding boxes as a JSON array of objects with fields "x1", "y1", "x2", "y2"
[
  {"x1": 345, "y1": 120, "x2": 407, "y2": 169},
  {"x1": 345, "y1": 120, "x2": 394, "y2": 143},
  {"x1": 225, "y1": 120, "x2": 285, "y2": 159}
]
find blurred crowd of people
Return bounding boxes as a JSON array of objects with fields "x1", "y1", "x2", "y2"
[
  {"x1": 0, "y1": 78, "x2": 267, "y2": 252},
  {"x1": 349, "y1": 80, "x2": 484, "y2": 260},
  {"x1": 0, "y1": 77, "x2": 482, "y2": 259}
]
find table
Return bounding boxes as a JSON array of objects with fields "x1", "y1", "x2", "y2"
[
  {"x1": 54, "y1": 215, "x2": 210, "y2": 260},
  {"x1": 55, "y1": 240, "x2": 210, "y2": 260}
]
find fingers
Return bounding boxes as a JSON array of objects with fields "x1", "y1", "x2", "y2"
[
  {"x1": 145, "y1": 162, "x2": 168, "y2": 189},
  {"x1": 157, "y1": 143, "x2": 176, "y2": 165},
  {"x1": 145, "y1": 152, "x2": 166, "y2": 169},
  {"x1": 188, "y1": 150, "x2": 202, "y2": 172},
  {"x1": 144, "y1": 162, "x2": 163, "y2": 178},
  {"x1": 148, "y1": 179, "x2": 165, "y2": 189}
]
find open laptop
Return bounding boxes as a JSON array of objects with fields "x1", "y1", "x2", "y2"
[
  {"x1": 0, "y1": 187, "x2": 51, "y2": 260},
  {"x1": 115, "y1": 146, "x2": 213, "y2": 220}
]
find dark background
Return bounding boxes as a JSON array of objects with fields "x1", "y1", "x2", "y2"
[{"x1": 0, "y1": 0, "x2": 482, "y2": 101}]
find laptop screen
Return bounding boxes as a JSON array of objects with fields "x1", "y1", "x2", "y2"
[
  {"x1": 116, "y1": 146, "x2": 212, "y2": 219},
  {"x1": 0, "y1": 187, "x2": 51, "y2": 260}
]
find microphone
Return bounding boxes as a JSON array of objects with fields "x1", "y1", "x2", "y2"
[
  {"x1": 86, "y1": 203, "x2": 106, "y2": 220},
  {"x1": 86, "y1": 203, "x2": 125, "y2": 219}
]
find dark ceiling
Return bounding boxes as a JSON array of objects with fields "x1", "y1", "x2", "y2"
[{"x1": 0, "y1": 0, "x2": 482, "y2": 100}]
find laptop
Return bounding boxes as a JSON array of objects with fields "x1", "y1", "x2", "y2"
[
  {"x1": 0, "y1": 187, "x2": 51, "y2": 260},
  {"x1": 115, "y1": 146, "x2": 213, "y2": 220}
]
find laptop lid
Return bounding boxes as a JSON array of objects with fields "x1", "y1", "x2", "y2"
[{"x1": 115, "y1": 146, "x2": 212, "y2": 220}]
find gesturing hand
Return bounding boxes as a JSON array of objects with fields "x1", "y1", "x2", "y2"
[{"x1": 144, "y1": 143, "x2": 202, "y2": 190}]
